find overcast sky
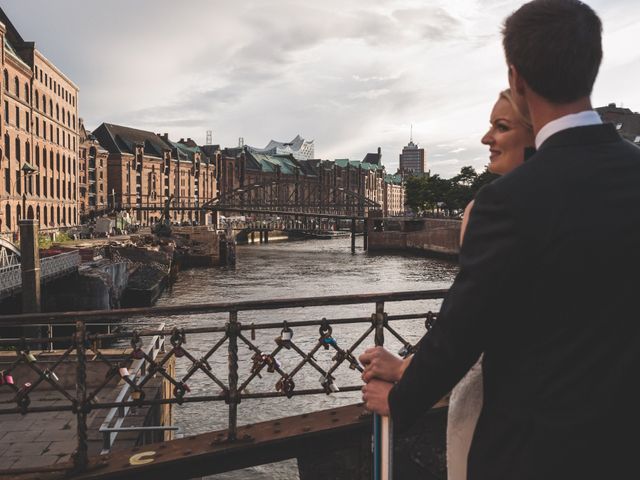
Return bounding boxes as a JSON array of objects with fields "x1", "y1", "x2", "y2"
[{"x1": 3, "y1": 0, "x2": 639, "y2": 176}]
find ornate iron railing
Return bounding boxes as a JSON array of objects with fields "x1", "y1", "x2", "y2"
[
  {"x1": 0, "y1": 289, "x2": 446, "y2": 475},
  {"x1": 0, "y1": 250, "x2": 81, "y2": 298}
]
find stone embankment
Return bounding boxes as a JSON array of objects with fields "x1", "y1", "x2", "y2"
[{"x1": 367, "y1": 217, "x2": 461, "y2": 259}]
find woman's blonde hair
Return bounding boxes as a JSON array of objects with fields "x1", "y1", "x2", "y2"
[{"x1": 499, "y1": 89, "x2": 532, "y2": 131}]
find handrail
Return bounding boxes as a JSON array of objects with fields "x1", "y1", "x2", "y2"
[
  {"x1": 0, "y1": 288, "x2": 446, "y2": 475},
  {"x1": 0, "y1": 289, "x2": 448, "y2": 324}
]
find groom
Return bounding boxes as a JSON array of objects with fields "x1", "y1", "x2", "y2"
[{"x1": 361, "y1": 0, "x2": 640, "y2": 478}]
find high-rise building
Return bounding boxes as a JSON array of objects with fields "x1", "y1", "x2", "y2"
[{"x1": 399, "y1": 130, "x2": 425, "y2": 174}]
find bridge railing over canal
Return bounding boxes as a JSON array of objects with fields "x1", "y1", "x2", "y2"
[
  {"x1": 0, "y1": 250, "x2": 81, "y2": 300},
  {"x1": 0, "y1": 289, "x2": 447, "y2": 478}
]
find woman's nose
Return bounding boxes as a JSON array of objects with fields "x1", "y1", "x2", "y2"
[{"x1": 481, "y1": 129, "x2": 493, "y2": 145}]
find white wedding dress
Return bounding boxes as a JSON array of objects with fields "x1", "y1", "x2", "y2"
[{"x1": 446, "y1": 356, "x2": 483, "y2": 480}]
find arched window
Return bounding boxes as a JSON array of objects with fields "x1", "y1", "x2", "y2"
[
  {"x1": 35, "y1": 90, "x2": 39, "y2": 109},
  {"x1": 4, "y1": 133, "x2": 9, "y2": 160},
  {"x1": 62, "y1": 154, "x2": 66, "y2": 173},
  {"x1": 49, "y1": 99, "x2": 53, "y2": 115},
  {"x1": 50, "y1": 150, "x2": 53, "y2": 170},
  {"x1": 50, "y1": 206, "x2": 54, "y2": 226},
  {"x1": 56, "y1": 206, "x2": 60, "y2": 225},
  {"x1": 36, "y1": 206, "x2": 40, "y2": 223},
  {"x1": 43, "y1": 147, "x2": 47, "y2": 169},
  {"x1": 72, "y1": 114, "x2": 76, "y2": 127},
  {"x1": 15, "y1": 138, "x2": 20, "y2": 161},
  {"x1": 3, "y1": 70, "x2": 8, "y2": 91},
  {"x1": 25, "y1": 141, "x2": 30, "y2": 163},
  {"x1": 56, "y1": 104, "x2": 59, "y2": 120},
  {"x1": 43, "y1": 206, "x2": 48, "y2": 225},
  {"x1": 42, "y1": 94, "x2": 47, "y2": 114},
  {"x1": 14, "y1": 76, "x2": 19, "y2": 98},
  {"x1": 67, "y1": 111, "x2": 70, "y2": 126},
  {"x1": 4, "y1": 205, "x2": 10, "y2": 229},
  {"x1": 17, "y1": 204, "x2": 21, "y2": 222},
  {"x1": 35, "y1": 146, "x2": 40, "y2": 166},
  {"x1": 24, "y1": 83, "x2": 29, "y2": 102}
]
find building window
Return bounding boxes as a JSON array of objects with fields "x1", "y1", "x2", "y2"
[
  {"x1": 26, "y1": 141, "x2": 30, "y2": 163},
  {"x1": 15, "y1": 106, "x2": 20, "y2": 129},
  {"x1": 35, "y1": 147, "x2": 40, "y2": 166},
  {"x1": 3, "y1": 70, "x2": 8, "y2": 91},
  {"x1": 35, "y1": 90, "x2": 39, "y2": 109},
  {"x1": 25, "y1": 111, "x2": 29, "y2": 132},
  {"x1": 16, "y1": 170, "x2": 21, "y2": 194},
  {"x1": 35, "y1": 118, "x2": 39, "y2": 136},
  {"x1": 3, "y1": 101, "x2": 7, "y2": 123},
  {"x1": 43, "y1": 120, "x2": 47, "y2": 140},
  {"x1": 56, "y1": 104, "x2": 59, "y2": 120},
  {"x1": 14, "y1": 76, "x2": 19, "y2": 97},
  {"x1": 15, "y1": 138, "x2": 20, "y2": 162},
  {"x1": 49, "y1": 99, "x2": 53, "y2": 115},
  {"x1": 4, "y1": 134, "x2": 9, "y2": 160},
  {"x1": 24, "y1": 83, "x2": 29, "y2": 102},
  {"x1": 4, "y1": 168, "x2": 9, "y2": 193}
]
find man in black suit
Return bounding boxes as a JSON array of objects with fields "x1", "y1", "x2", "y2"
[{"x1": 360, "y1": 1, "x2": 640, "y2": 478}]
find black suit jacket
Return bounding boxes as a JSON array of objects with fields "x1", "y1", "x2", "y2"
[{"x1": 389, "y1": 123, "x2": 640, "y2": 480}]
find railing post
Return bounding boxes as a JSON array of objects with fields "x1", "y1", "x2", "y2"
[
  {"x1": 74, "y1": 320, "x2": 89, "y2": 472},
  {"x1": 227, "y1": 310, "x2": 239, "y2": 441},
  {"x1": 373, "y1": 300, "x2": 393, "y2": 480}
]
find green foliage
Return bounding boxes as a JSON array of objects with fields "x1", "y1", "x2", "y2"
[
  {"x1": 38, "y1": 234, "x2": 53, "y2": 250},
  {"x1": 404, "y1": 166, "x2": 499, "y2": 216},
  {"x1": 53, "y1": 232, "x2": 73, "y2": 244}
]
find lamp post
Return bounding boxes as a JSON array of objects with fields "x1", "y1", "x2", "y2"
[{"x1": 21, "y1": 162, "x2": 38, "y2": 220}]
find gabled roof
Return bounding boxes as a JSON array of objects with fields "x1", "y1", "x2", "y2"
[{"x1": 92, "y1": 123, "x2": 172, "y2": 158}]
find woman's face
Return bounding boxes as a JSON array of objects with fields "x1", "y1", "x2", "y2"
[{"x1": 481, "y1": 97, "x2": 534, "y2": 175}]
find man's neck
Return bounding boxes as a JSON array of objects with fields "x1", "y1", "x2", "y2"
[{"x1": 528, "y1": 96, "x2": 593, "y2": 137}]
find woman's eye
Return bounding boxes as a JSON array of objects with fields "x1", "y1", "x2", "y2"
[{"x1": 496, "y1": 123, "x2": 509, "y2": 132}]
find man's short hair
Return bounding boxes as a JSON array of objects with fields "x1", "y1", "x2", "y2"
[{"x1": 503, "y1": 0, "x2": 602, "y2": 103}]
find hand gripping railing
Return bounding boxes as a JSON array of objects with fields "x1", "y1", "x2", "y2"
[{"x1": 0, "y1": 289, "x2": 446, "y2": 476}]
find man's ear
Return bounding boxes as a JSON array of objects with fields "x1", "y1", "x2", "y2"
[{"x1": 508, "y1": 65, "x2": 526, "y2": 96}]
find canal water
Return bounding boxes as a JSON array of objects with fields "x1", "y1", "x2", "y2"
[{"x1": 153, "y1": 237, "x2": 458, "y2": 479}]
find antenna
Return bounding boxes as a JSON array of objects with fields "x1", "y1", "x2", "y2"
[
  {"x1": 238, "y1": 137, "x2": 244, "y2": 147},
  {"x1": 410, "y1": 124, "x2": 413, "y2": 143},
  {"x1": 206, "y1": 130, "x2": 212, "y2": 145}
]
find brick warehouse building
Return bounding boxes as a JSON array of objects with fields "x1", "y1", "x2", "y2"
[
  {"x1": 0, "y1": 10, "x2": 80, "y2": 237},
  {"x1": 78, "y1": 119, "x2": 109, "y2": 220},
  {"x1": 92, "y1": 123, "x2": 216, "y2": 225}
]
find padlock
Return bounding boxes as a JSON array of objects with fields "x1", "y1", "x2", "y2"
[
  {"x1": 119, "y1": 367, "x2": 130, "y2": 377},
  {"x1": 45, "y1": 370, "x2": 60, "y2": 382},
  {"x1": 24, "y1": 352, "x2": 37, "y2": 363},
  {"x1": 321, "y1": 336, "x2": 337, "y2": 350},
  {"x1": 250, "y1": 323, "x2": 256, "y2": 341},
  {"x1": 4, "y1": 372, "x2": 14, "y2": 385},
  {"x1": 0, "y1": 371, "x2": 4, "y2": 386},
  {"x1": 173, "y1": 346, "x2": 185, "y2": 358},
  {"x1": 132, "y1": 349, "x2": 145, "y2": 360},
  {"x1": 281, "y1": 329, "x2": 293, "y2": 342},
  {"x1": 199, "y1": 358, "x2": 212, "y2": 371},
  {"x1": 398, "y1": 345, "x2": 411, "y2": 358},
  {"x1": 131, "y1": 389, "x2": 145, "y2": 401},
  {"x1": 18, "y1": 382, "x2": 32, "y2": 395}
]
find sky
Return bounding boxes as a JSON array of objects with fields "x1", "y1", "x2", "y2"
[{"x1": 3, "y1": 0, "x2": 639, "y2": 177}]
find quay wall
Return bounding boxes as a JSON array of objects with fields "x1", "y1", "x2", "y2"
[{"x1": 368, "y1": 218, "x2": 461, "y2": 258}]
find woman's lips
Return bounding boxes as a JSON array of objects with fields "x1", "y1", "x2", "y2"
[{"x1": 489, "y1": 149, "x2": 500, "y2": 160}]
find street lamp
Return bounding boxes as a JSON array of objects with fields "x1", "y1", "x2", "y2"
[{"x1": 21, "y1": 162, "x2": 38, "y2": 220}]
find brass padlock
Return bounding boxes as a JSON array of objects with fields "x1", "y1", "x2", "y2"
[
  {"x1": 119, "y1": 367, "x2": 130, "y2": 377},
  {"x1": 25, "y1": 352, "x2": 37, "y2": 363}
]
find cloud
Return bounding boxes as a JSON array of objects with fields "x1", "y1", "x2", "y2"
[{"x1": 3, "y1": 0, "x2": 639, "y2": 178}]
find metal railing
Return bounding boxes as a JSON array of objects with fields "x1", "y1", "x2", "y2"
[
  {"x1": 0, "y1": 250, "x2": 81, "y2": 298},
  {"x1": 0, "y1": 289, "x2": 446, "y2": 475}
]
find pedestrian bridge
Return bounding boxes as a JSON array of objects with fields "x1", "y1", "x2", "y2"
[{"x1": 0, "y1": 238, "x2": 81, "y2": 300}]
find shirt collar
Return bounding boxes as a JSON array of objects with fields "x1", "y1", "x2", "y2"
[{"x1": 535, "y1": 110, "x2": 603, "y2": 149}]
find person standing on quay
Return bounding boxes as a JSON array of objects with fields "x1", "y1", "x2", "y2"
[{"x1": 360, "y1": 1, "x2": 640, "y2": 479}]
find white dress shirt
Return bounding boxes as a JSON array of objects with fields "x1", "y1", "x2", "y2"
[{"x1": 535, "y1": 110, "x2": 603, "y2": 149}]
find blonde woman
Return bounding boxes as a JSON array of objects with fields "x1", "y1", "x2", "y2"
[{"x1": 447, "y1": 89, "x2": 534, "y2": 480}]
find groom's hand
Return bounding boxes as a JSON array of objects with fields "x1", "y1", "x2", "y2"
[
  {"x1": 362, "y1": 379, "x2": 393, "y2": 416},
  {"x1": 359, "y1": 346, "x2": 409, "y2": 383}
]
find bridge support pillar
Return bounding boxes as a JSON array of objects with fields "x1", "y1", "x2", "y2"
[
  {"x1": 351, "y1": 218, "x2": 356, "y2": 254},
  {"x1": 260, "y1": 230, "x2": 264, "y2": 243},
  {"x1": 19, "y1": 219, "x2": 41, "y2": 314},
  {"x1": 265, "y1": 230, "x2": 269, "y2": 243},
  {"x1": 363, "y1": 219, "x2": 368, "y2": 251},
  {"x1": 251, "y1": 232, "x2": 255, "y2": 244}
]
